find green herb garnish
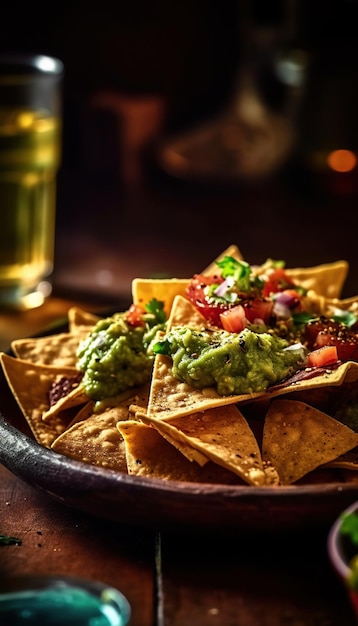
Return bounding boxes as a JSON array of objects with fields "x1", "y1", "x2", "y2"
[{"x1": 0, "y1": 534, "x2": 22, "y2": 546}]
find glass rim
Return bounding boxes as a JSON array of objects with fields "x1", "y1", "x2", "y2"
[{"x1": 0, "y1": 53, "x2": 64, "y2": 79}]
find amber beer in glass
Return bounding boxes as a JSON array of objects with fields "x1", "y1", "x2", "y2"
[{"x1": 0, "y1": 54, "x2": 63, "y2": 309}]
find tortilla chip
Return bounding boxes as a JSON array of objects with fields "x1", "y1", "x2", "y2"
[
  {"x1": 66, "y1": 384, "x2": 149, "y2": 428},
  {"x1": 286, "y1": 260, "x2": 348, "y2": 298},
  {"x1": 0, "y1": 353, "x2": 78, "y2": 447},
  {"x1": 147, "y1": 351, "x2": 262, "y2": 420},
  {"x1": 117, "y1": 420, "x2": 245, "y2": 484},
  {"x1": 148, "y1": 279, "x2": 358, "y2": 423},
  {"x1": 66, "y1": 400, "x2": 97, "y2": 426},
  {"x1": 51, "y1": 385, "x2": 150, "y2": 470},
  {"x1": 202, "y1": 244, "x2": 243, "y2": 275},
  {"x1": 167, "y1": 295, "x2": 207, "y2": 330},
  {"x1": 67, "y1": 306, "x2": 100, "y2": 333},
  {"x1": 268, "y1": 360, "x2": 358, "y2": 395},
  {"x1": 132, "y1": 278, "x2": 189, "y2": 317},
  {"x1": 262, "y1": 399, "x2": 358, "y2": 484},
  {"x1": 201, "y1": 247, "x2": 347, "y2": 299},
  {"x1": 131, "y1": 246, "x2": 244, "y2": 316},
  {"x1": 42, "y1": 383, "x2": 88, "y2": 421},
  {"x1": 137, "y1": 404, "x2": 268, "y2": 486},
  {"x1": 130, "y1": 404, "x2": 209, "y2": 466},
  {"x1": 323, "y1": 449, "x2": 358, "y2": 471},
  {"x1": 148, "y1": 340, "x2": 358, "y2": 423},
  {"x1": 11, "y1": 332, "x2": 86, "y2": 368},
  {"x1": 51, "y1": 405, "x2": 129, "y2": 472}
]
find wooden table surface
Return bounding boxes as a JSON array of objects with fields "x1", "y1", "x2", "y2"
[
  {"x1": 1, "y1": 166, "x2": 358, "y2": 624},
  {"x1": 1, "y1": 458, "x2": 357, "y2": 626}
]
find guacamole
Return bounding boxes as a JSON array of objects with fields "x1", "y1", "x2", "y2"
[
  {"x1": 154, "y1": 326, "x2": 307, "y2": 395},
  {"x1": 77, "y1": 310, "x2": 165, "y2": 401}
]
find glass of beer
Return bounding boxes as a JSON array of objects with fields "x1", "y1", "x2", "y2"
[{"x1": 0, "y1": 53, "x2": 63, "y2": 310}]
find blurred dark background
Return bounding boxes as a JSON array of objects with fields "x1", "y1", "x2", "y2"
[
  {"x1": 1, "y1": 0, "x2": 358, "y2": 300},
  {"x1": 2, "y1": 1, "x2": 357, "y2": 176}
]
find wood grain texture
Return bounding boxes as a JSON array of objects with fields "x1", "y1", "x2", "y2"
[{"x1": 0, "y1": 464, "x2": 156, "y2": 626}]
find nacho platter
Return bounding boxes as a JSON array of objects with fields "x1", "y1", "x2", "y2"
[{"x1": 2, "y1": 245, "x2": 358, "y2": 532}]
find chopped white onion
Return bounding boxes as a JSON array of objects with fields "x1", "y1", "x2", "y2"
[
  {"x1": 214, "y1": 276, "x2": 235, "y2": 297},
  {"x1": 272, "y1": 300, "x2": 291, "y2": 319},
  {"x1": 284, "y1": 342, "x2": 305, "y2": 351}
]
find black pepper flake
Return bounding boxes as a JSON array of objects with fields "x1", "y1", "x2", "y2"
[{"x1": 239, "y1": 337, "x2": 247, "y2": 352}]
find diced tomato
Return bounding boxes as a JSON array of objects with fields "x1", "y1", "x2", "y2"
[
  {"x1": 125, "y1": 304, "x2": 146, "y2": 327},
  {"x1": 243, "y1": 298, "x2": 274, "y2": 324},
  {"x1": 306, "y1": 345, "x2": 338, "y2": 368},
  {"x1": 305, "y1": 318, "x2": 358, "y2": 362},
  {"x1": 262, "y1": 268, "x2": 296, "y2": 297},
  {"x1": 305, "y1": 319, "x2": 339, "y2": 347},
  {"x1": 314, "y1": 331, "x2": 358, "y2": 362},
  {"x1": 220, "y1": 298, "x2": 274, "y2": 332},
  {"x1": 186, "y1": 273, "x2": 227, "y2": 327},
  {"x1": 220, "y1": 305, "x2": 247, "y2": 332}
]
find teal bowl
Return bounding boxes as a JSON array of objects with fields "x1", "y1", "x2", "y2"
[
  {"x1": 328, "y1": 501, "x2": 358, "y2": 620},
  {"x1": 0, "y1": 575, "x2": 131, "y2": 625}
]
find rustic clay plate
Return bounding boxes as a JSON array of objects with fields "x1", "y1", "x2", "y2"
[{"x1": 2, "y1": 316, "x2": 358, "y2": 533}]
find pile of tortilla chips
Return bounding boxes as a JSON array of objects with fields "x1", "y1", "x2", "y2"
[{"x1": 2, "y1": 244, "x2": 358, "y2": 487}]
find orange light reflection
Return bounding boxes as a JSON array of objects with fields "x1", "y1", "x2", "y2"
[{"x1": 327, "y1": 149, "x2": 357, "y2": 173}]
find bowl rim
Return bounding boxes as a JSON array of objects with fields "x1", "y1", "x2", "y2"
[{"x1": 327, "y1": 500, "x2": 358, "y2": 580}]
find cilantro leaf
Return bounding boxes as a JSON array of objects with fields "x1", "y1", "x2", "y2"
[
  {"x1": 332, "y1": 308, "x2": 358, "y2": 328},
  {"x1": 216, "y1": 257, "x2": 252, "y2": 292},
  {"x1": 153, "y1": 338, "x2": 171, "y2": 355},
  {"x1": 144, "y1": 299, "x2": 166, "y2": 325},
  {"x1": 0, "y1": 534, "x2": 22, "y2": 546}
]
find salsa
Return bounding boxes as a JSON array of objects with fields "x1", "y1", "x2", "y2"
[
  {"x1": 185, "y1": 257, "x2": 303, "y2": 330},
  {"x1": 186, "y1": 256, "x2": 358, "y2": 366}
]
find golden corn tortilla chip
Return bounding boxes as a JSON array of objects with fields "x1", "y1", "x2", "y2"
[
  {"x1": 67, "y1": 306, "x2": 100, "y2": 333},
  {"x1": 130, "y1": 404, "x2": 209, "y2": 466},
  {"x1": 11, "y1": 332, "x2": 87, "y2": 368},
  {"x1": 132, "y1": 278, "x2": 189, "y2": 317},
  {"x1": 285, "y1": 260, "x2": 348, "y2": 298},
  {"x1": 51, "y1": 405, "x2": 129, "y2": 472},
  {"x1": 167, "y1": 295, "x2": 207, "y2": 330},
  {"x1": 0, "y1": 353, "x2": 78, "y2": 448},
  {"x1": 45, "y1": 380, "x2": 150, "y2": 424},
  {"x1": 51, "y1": 385, "x2": 150, "y2": 470},
  {"x1": 202, "y1": 244, "x2": 243, "y2": 275},
  {"x1": 42, "y1": 383, "x2": 88, "y2": 421},
  {"x1": 148, "y1": 336, "x2": 358, "y2": 422},
  {"x1": 117, "y1": 420, "x2": 245, "y2": 484},
  {"x1": 201, "y1": 245, "x2": 347, "y2": 298},
  {"x1": 136, "y1": 404, "x2": 268, "y2": 486},
  {"x1": 147, "y1": 351, "x2": 262, "y2": 421},
  {"x1": 323, "y1": 295, "x2": 358, "y2": 321},
  {"x1": 323, "y1": 449, "x2": 358, "y2": 471},
  {"x1": 262, "y1": 399, "x2": 358, "y2": 484},
  {"x1": 66, "y1": 400, "x2": 96, "y2": 426},
  {"x1": 68, "y1": 384, "x2": 150, "y2": 430},
  {"x1": 131, "y1": 246, "x2": 243, "y2": 317}
]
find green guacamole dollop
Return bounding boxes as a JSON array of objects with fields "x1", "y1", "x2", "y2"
[
  {"x1": 77, "y1": 313, "x2": 164, "y2": 401},
  {"x1": 154, "y1": 326, "x2": 307, "y2": 395}
]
